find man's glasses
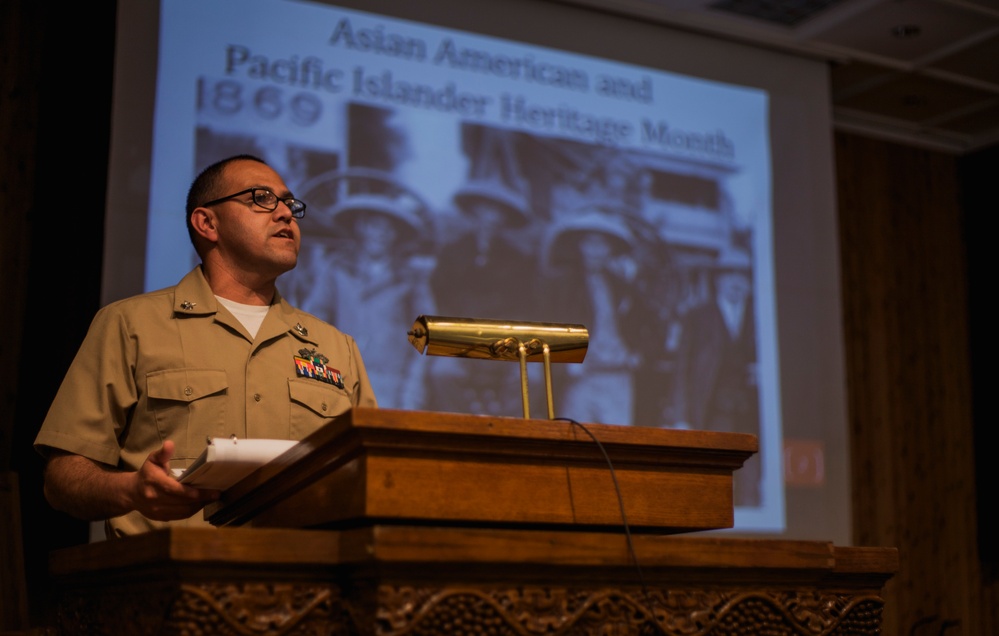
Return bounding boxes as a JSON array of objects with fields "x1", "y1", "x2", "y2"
[{"x1": 201, "y1": 188, "x2": 306, "y2": 218}]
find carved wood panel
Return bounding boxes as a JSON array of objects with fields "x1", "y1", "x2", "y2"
[{"x1": 57, "y1": 580, "x2": 885, "y2": 635}]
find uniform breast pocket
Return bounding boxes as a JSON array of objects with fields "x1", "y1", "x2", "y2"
[
  {"x1": 288, "y1": 378, "x2": 352, "y2": 439},
  {"x1": 146, "y1": 368, "x2": 228, "y2": 459}
]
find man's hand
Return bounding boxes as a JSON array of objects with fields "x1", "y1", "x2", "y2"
[
  {"x1": 43, "y1": 443, "x2": 220, "y2": 522},
  {"x1": 127, "y1": 441, "x2": 221, "y2": 521}
]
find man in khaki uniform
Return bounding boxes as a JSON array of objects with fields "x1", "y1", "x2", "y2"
[{"x1": 34, "y1": 155, "x2": 378, "y2": 537}]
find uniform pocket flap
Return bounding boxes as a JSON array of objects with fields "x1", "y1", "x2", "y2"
[
  {"x1": 146, "y1": 368, "x2": 228, "y2": 402},
  {"x1": 288, "y1": 379, "x2": 349, "y2": 417}
]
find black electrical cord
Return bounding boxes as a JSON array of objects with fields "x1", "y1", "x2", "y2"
[{"x1": 554, "y1": 416, "x2": 664, "y2": 630}]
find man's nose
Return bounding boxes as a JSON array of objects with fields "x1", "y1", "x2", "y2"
[{"x1": 274, "y1": 201, "x2": 295, "y2": 221}]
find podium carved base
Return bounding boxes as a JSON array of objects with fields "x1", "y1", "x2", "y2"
[
  {"x1": 374, "y1": 585, "x2": 885, "y2": 635},
  {"x1": 50, "y1": 527, "x2": 894, "y2": 636},
  {"x1": 57, "y1": 580, "x2": 885, "y2": 635},
  {"x1": 58, "y1": 581, "x2": 349, "y2": 635}
]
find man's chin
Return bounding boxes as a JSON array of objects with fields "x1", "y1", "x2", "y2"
[{"x1": 270, "y1": 253, "x2": 299, "y2": 277}]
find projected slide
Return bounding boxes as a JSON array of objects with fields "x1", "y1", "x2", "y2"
[{"x1": 147, "y1": 0, "x2": 780, "y2": 529}]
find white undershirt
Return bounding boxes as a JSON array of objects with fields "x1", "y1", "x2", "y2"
[{"x1": 216, "y1": 296, "x2": 269, "y2": 339}]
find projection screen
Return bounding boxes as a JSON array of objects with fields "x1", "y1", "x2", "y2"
[{"x1": 104, "y1": 0, "x2": 848, "y2": 542}]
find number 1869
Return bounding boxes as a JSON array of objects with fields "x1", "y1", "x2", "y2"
[{"x1": 197, "y1": 78, "x2": 322, "y2": 127}]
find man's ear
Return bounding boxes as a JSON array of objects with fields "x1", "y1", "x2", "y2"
[{"x1": 190, "y1": 207, "x2": 219, "y2": 243}]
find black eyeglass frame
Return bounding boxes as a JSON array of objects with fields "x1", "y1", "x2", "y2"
[{"x1": 201, "y1": 187, "x2": 307, "y2": 218}]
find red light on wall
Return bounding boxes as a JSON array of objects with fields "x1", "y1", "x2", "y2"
[{"x1": 784, "y1": 439, "x2": 825, "y2": 487}]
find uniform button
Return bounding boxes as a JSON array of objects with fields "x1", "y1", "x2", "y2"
[
  {"x1": 253, "y1": 393, "x2": 262, "y2": 402},
  {"x1": 321, "y1": 402, "x2": 328, "y2": 411},
  {"x1": 184, "y1": 386, "x2": 193, "y2": 396}
]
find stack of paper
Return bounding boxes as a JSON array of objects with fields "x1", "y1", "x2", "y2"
[{"x1": 177, "y1": 437, "x2": 298, "y2": 490}]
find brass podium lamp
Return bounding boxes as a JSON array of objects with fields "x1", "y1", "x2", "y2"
[{"x1": 408, "y1": 315, "x2": 589, "y2": 420}]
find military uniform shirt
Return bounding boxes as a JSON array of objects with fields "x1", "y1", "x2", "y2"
[{"x1": 34, "y1": 266, "x2": 377, "y2": 536}]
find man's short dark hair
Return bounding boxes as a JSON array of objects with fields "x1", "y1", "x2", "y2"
[{"x1": 185, "y1": 154, "x2": 268, "y2": 249}]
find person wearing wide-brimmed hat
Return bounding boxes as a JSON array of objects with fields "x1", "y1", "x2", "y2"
[
  {"x1": 537, "y1": 207, "x2": 653, "y2": 426},
  {"x1": 429, "y1": 178, "x2": 534, "y2": 317},
  {"x1": 298, "y1": 191, "x2": 435, "y2": 410},
  {"x1": 426, "y1": 177, "x2": 540, "y2": 416},
  {"x1": 671, "y1": 245, "x2": 760, "y2": 506}
]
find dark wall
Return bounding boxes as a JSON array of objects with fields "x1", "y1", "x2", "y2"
[
  {"x1": 835, "y1": 131, "x2": 995, "y2": 633},
  {"x1": 959, "y1": 143, "x2": 997, "y2": 576},
  {"x1": 5, "y1": 1, "x2": 116, "y2": 626}
]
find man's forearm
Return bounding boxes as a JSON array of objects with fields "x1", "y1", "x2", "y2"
[{"x1": 43, "y1": 452, "x2": 136, "y2": 520}]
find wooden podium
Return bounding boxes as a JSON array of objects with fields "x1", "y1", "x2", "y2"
[
  {"x1": 49, "y1": 409, "x2": 898, "y2": 635},
  {"x1": 205, "y1": 407, "x2": 756, "y2": 532}
]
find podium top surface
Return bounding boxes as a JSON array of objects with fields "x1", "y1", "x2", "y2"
[{"x1": 264, "y1": 407, "x2": 757, "y2": 464}]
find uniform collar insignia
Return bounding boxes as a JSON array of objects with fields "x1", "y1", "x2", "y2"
[
  {"x1": 294, "y1": 322, "x2": 309, "y2": 337},
  {"x1": 180, "y1": 301, "x2": 197, "y2": 311}
]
